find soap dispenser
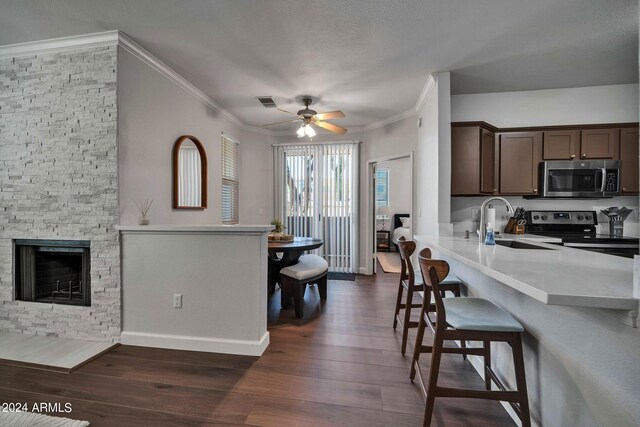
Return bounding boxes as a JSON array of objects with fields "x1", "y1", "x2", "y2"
[{"x1": 484, "y1": 222, "x2": 496, "y2": 245}]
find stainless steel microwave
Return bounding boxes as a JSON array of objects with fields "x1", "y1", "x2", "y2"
[{"x1": 539, "y1": 160, "x2": 621, "y2": 198}]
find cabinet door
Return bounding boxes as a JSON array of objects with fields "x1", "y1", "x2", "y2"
[
  {"x1": 499, "y1": 132, "x2": 542, "y2": 195},
  {"x1": 620, "y1": 128, "x2": 639, "y2": 194},
  {"x1": 451, "y1": 126, "x2": 480, "y2": 195},
  {"x1": 543, "y1": 130, "x2": 579, "y2": 160},
  {"x1": 480, "y1": 129, "x2": 496, "y2": 194},
  {"x1": 580, "y1": 128, "x2": 620, "y2": 159}
]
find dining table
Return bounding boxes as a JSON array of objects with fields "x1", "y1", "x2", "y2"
[{"x1": 267, "y1": 236, "x2": 324, "y2": 294}]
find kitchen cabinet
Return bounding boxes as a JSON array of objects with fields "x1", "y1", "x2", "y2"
[
  {"x1": 580, "y1": 128, "x2": 619, "y2": 159},
  {"x1": 542, "y1": 130, "x2": 579, "y2": 160},
  {"x1": 620, "y1": 127, "x2": 639, "y2": 194},
  {"x1": 498, "y1": 132, "x2": 542, "y2": 195},
  {"x1": 451, "y1": 124, "x2": 496, "y2": 195}
]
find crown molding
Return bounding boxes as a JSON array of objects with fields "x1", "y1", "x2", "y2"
[
  {"x1": 362, "y1": 108, "x2": 416, "y2": 132},
  {"x1": 117, "y1": 32, "x2": 246, "y2": 130},
  {"x1": 0, "y1": 30, "x2": 119, "y2": 60},
  {"x1": 414, "y1": 73, "x2": 438, "y2": 113}
]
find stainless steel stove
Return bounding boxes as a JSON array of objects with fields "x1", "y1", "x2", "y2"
[{"x1": 524, "y1": 210, "x2": 639, "y2": 259}]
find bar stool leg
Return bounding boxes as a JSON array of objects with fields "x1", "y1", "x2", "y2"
[
  {"x1": 423, "y1": 332, "x2": 443, "y2": 427},
  {"x1": 512, "y1": 333, "x2": 531, "y2": 427},
  {"x1": 401, "y1": 286, "x2": 414, "y2": 355},
  {"x1": 483, "y1": 340, "x2": 491, "y2": 390},
  {"x1": 393, "y1": 281, "x2": 404, "y2": 330},
  {"x1": 410, "y1": 303, "x2": 427, "y2": 381}
]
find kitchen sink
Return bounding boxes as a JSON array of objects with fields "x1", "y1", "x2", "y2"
[{"x1": 495, "y1": 240, "x2": 555, "y2": 250}]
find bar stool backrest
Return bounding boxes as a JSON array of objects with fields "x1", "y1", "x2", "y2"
[
  {"x1": 418, "y1": 254, "x2": 450, "y2": 331},
  {"x1": 397, "y1": 239, "x2": 416, "y2": 285}
]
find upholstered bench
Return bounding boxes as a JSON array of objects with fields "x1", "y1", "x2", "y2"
[{"x1": 279, "y1": 254, "x2": 328, "y2": 318}]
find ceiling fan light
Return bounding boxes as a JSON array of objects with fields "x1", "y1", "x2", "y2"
[
  {"x1": 305, "y1": 125, "x2": 316, "y2": 137},
  {"x1": 296, "y1": 124, "x2": 306, "y2": 138}
]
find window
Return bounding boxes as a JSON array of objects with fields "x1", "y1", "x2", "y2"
[
  {"x1": 221, "y1": 135, "x2": 239, "y2": 223},
  {"x1": 375, "y1": 168, "x2": 389, "y2": 207}
]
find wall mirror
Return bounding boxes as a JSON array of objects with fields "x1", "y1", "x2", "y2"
[{"x1": 172, "y1": 135, "x2": 208, "y2": 209}]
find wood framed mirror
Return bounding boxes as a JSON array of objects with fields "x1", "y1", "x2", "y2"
[{"x1": 172, "y1": 135, "x2": 208, "y2": 209}]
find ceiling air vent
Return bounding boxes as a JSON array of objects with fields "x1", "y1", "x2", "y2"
[{"x1": 256, "y1": 96, "x2": 277, "y2": 108}]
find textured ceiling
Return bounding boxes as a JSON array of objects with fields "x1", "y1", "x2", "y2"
[{"x1": 0, "y1": 0, "x2": 637, "y2": 132}]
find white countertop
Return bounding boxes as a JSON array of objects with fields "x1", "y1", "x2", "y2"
[
  {"x1": 117, "y1": 224, "x2": 275, "y2": 233},
  {"x1": 414, "y1": 234, "x2": 637, "y2": 310}
]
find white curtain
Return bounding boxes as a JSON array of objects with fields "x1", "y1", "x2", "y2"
[
  {"x1": 273, "y1": 142, "x2": 359, "y2": 273},
  {"x1": 178, "y1": 146, "x2": 201, "y2": 206}
]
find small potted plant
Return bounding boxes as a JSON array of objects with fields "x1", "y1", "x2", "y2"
[
  {"x1": 135, "y1": 199, "x2": 153, "y2": 225},
  {"x1": 270, "y1": 218, "x2": 285, "y2": 234}
]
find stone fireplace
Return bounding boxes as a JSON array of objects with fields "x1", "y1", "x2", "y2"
[
  {"x1": 15, "y1": 240, "x2": 91, "y2": 307},
  {"x1": 0, "y1": 45, "x2": 120, "y2": 341}
]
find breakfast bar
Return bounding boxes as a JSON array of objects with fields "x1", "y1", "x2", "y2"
[{"x1": 415, "y1": 234, "x2": 640, "y2": 426}]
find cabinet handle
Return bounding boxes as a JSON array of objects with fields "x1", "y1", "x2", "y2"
[
  {"x1": 570, "y1": 154, "x2": 576, "y2": 159},
  {"x1": 493, "y1": 188, "x2": 497, "y2": 193},
  {"x1": 623, "y1": 187, "x2": 626, "y2": 192},
  {"x1": 533, "y1": 188, "x2": 538, "y2": 192},
  {"x1": 582, "y1": 154, "x2": 587, "y2": 158}
]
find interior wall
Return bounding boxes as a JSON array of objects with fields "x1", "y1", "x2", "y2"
[
  {"x1": 239, "y1": 129, "x2": 274, "y2": 224},
  {"x1": 452, "y1": 84, "x2": 639, "y2": 127},
  {"x1": 451, "y1": 83, "x2": 640, "y2": 237},
  {"x1": 117, "y1": 47, "x2": 271, "y2": 225}
]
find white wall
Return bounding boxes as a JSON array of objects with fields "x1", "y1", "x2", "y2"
[
  {"x1": 415, "y1": 73, "x2": 452, "y2": 237},
  {"x1": 239, "y1": 129, "x2": 274, "y2": 224},
  {"x1": 117, "y1": 48, "x2": 271, "y2": 225},
  {"x1": 452, "y1": 84, "x2": 639, "y2": 127},
  {"x1": 451, "y1": 83, "x2": 640, "y2": 237}
]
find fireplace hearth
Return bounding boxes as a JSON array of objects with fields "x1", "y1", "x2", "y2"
[{"x1": 14, "y1": 240, "x2": 90, "y2": 306}]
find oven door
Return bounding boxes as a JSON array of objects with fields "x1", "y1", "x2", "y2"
[{"x1": 540, "y1": 160, "x2": 620, "y2": 197}]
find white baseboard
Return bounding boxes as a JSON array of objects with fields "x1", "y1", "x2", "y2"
[
  {"x1": 358, "y1": 267, "x2": 370, "y2": 275},
  {"x1": 121, "y1": 330, "x2": 270, "y2": 356}
]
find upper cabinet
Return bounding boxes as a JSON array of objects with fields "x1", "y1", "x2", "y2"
[
  {"x1": 580, "y1": 128, "x2": 619, "y2": 159},
  {"x1": 451, "y1": 123, "x2": 496, "y2": 196},
  {"x1": 498, "y1": 132, "x2": 542, "y2": 195},
  {"x1": 542, "y1": 128, "x2": 620, "y2": 160},
  {"x1": 542, "y1": 130, "x2": 579, "y2": 160},
  {"x1": 620, "y1": 127, "x2": 639, "y2": 194}
]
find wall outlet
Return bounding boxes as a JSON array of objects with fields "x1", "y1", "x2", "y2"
[
  {"x1": 173, "y1": 293, "x2": 182, "y2": 309},
  {"x1": 258, "y1": 208, "x2": 264, "y2": 215},
  {"x1": 471, "y1": 208, "x2": 480, "y2": 221}
]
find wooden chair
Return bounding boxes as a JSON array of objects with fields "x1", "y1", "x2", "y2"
[
  {"x1": 411, "y1": 254, "x2": 531, "y2": 427},
  {"x1": 393, "y1": 239, "x2": 462, "y2": 355},
  {"x1": 280, "y1": 254, "x2": 328, "y2": 318}
]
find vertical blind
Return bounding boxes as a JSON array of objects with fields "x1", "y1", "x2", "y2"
[
  {"x1": 221, "y1": 135, "x2": 239, "y2": 224},
  {"x1": 273, "y1": 142, "x2": 359, "y2": 273}
]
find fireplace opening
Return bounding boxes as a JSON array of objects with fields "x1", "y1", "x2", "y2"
[{"x1": 14, "y1": 240, "x2": 90, "y2": 306}]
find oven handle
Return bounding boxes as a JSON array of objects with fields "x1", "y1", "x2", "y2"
[
  {"x1": 600, "y1": 168, "x2": 606, "y2": 192},
  {"x1": 564, "y1": 242, "x2": 639, "y2": 249}
]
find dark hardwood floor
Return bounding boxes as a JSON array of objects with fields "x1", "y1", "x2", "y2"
[{"x1": 0, "y1": 265, "x2": 514, "y2": 426}]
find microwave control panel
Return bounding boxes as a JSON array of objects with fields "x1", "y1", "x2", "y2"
[{"x1": 604, "y1": 170, "x2": 619, "y2": 193}]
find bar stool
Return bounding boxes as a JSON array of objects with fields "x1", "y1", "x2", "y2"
[
  {"x1": 393, "y1": 239, "x2": 463, "y2": 355},
  {"x1": 412, "y1": 253, "x2": 531, "y2": 427}
]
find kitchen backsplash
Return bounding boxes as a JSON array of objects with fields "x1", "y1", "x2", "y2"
[{"x1": 452, "y1": 196, "x2": 640, "y2": 237}]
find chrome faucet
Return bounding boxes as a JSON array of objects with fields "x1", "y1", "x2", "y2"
[{"x1": 478, "y1": 197, "x2": 514, "y2": 242}]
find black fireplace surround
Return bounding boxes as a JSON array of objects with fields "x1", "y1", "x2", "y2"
[{"x1": 14, "y1": 240, "x2": 90, "y2": 306}]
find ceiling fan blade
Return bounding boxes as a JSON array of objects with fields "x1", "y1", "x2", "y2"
[
  {"x1": 262, "y1": 119, "x2": 299, "y2": 127},
  {"x1": 314, "y1": 110, "x2": 345, "y2": 120},
  {"x1": 277, "y1": 108, "x2": 299, "y2": 116},
  {"x1": 313, "y1": 119, "x2": 348, "y2": 135}
]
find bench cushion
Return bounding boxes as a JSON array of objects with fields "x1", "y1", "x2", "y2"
[
  {"x1": 280, "y1": 254, "x2": 328, "y2": 281},
  {"x1": 443, "y1": 298, "x2": 524, "y2": 332}
]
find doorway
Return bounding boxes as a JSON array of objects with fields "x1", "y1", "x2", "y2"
[{"x1": 368, "y1": 153, "x2": 413, "y2": 275}]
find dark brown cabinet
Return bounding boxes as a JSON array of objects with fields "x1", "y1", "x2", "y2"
[
  {"x1": 451, "y1": 124, "x2": 496, "y2": 195},
  {"x1": 620, "y1": 127, "x2": 639, "y2": 194},
  {"x1": 498, "y1": 132, "x2": 542, "y2": 195},
  {"x1": 542, "y1": 130, "x2": 579, "y2": 160},
  {"x1": 580, "y1": 128, "x2": 619, "y2": 159}
]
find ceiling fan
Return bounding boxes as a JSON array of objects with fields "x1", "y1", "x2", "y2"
[{"x1": 262, "y1": 97, "x2": 347, "y2": 137}]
